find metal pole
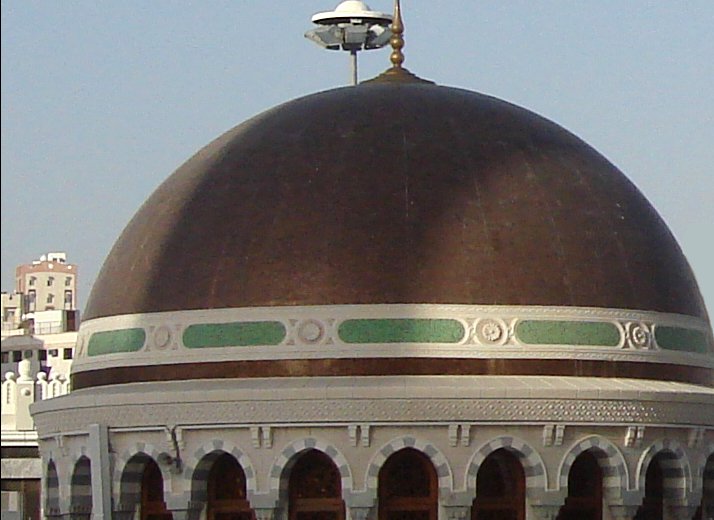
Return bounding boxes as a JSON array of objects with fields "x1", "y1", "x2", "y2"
[{"x1": 350, "y1": 49, "x2": 358, "y2": 85}]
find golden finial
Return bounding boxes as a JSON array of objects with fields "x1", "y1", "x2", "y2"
[
  {"x1": 390, "y1": 0, "x2": 405, "y2": 69},
  {"x1": 362, "y1": 0, "x2": 433, "y2": 84}
]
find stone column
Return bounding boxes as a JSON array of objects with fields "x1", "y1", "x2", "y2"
[
  {"x1": 88, "y1": 424, "x2": 112, "y2": 520},
  {"x1": 666, "y1": 504, "x2": 699, "y2": 520},
  {"x1": 443, "y1": 505, "x2": 470, "y2": 520},
  {"x1": 348, "y1": 506, "x2": 373, "y2": 520},
  {"x1": 608, "y1": 504, "x2": 640, "y2": 520},
  {"x1": 112, "y1": 502, "x2": 135, "y2": 520},
  {"x1": 254, "y1": 507, "x2": 282, "y2": 520},
  {"x1": 530, "y1": 504, "x2": 562, "y2": 520},
  {"x1": 165, "y1": 495, "x2": 203, "y2": 520}
]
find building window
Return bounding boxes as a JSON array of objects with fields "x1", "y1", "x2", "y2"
[
  {"x1": 65, "y1": 277, "x2": 72, "y2": 287},
  {"x1": 12, "y1": 350, "x2": 22, "y2": 362},
  {"x1": 23, "y1": 350, "x2": 33, "y2": 359},
  {"x1": 47, "y1": 294, "x2": 55, "y2": 304},
  {"x1": 39, "y1": 350, "x2": 48, "y2": 361},
  {"x1": 47, "y1": 277, "x2": 54, "y2": 287},
  {"x1": 1, "y1": 351, "x2": 8, "y2": 363},
  {"x1": 63, "y1": 348, "x2": 73, "y2": 360},
  {"x1": 49, "y1": 349, "x2": 58, "y2": 357},
  {"x1": 29, "y1": 276, "x2": 36, "y2": 287},
  {"x1": 64, "y1": 290, "x2": 73, "y2": 306}
]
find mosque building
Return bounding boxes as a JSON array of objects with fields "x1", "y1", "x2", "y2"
[{"x1": 31, "y1": 2, "x2": 713, "y2": 520}]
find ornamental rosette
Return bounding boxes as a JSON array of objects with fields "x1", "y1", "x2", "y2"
[{"x1": 625, "y1": 322, "x2": 651, "y2": 349}]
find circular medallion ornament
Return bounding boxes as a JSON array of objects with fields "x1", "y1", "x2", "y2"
[
  {"x1": 153, "y1": 326, "x2": 172, "y2": 350},
  {"x1": 474, "y1": 318, "x2": 507, "y2": 345},
  {"x1": 297, "y1": 320, "x2": 325, "y2": 344},
  {"x1": 625, "y1": 322, "x2": 651, "y2": 349}
]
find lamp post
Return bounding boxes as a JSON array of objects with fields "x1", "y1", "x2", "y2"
[{"x1": 305, "y1": 1, "x2": 393, "y2": 85}]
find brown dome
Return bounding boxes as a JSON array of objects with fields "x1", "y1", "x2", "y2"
[{"x1": 84, "y1": 82, "x2": 708, "y2": 321}]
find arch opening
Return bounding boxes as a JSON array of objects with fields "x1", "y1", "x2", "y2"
[
  {"x1": 205, "y1": 452, "x2": 253, "y2": 520},
  {"x1": 378, "y1": 448, "x2": 437, "y2": 520},
  {"x1": 556, "y1": 451, "x2": 602, "y2": 520},
  {"x1": 139, "y1": 459, "x2": 172, "y2": 520},
  {"x1": 70, "y1": 456, "x2": 92, "y2": 520},
  {"x1": 693, "y1": 453, "x2": 714, "y2": 520},
  {"x1": 288, "y1": 449, "x2": 344, "y2": 520},
  {"x1": 46, "y1": 460, "x2": 61, "y2": 517},
  {"x1": 472, "y1": 448, "x2": 525, "y2": 520}
]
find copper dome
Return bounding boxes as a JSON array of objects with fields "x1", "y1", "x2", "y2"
[{"x1": 84, "y1": 82, "x2": 708, "y2": 321}]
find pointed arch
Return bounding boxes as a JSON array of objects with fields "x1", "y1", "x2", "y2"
[
  {"x1": 46, "y1": 459, "x2": 61, "y2": 517},
  {"x1": 268, "y1": 438, "x2": 353, "y2": 497},
  {"x1": 466, "y1": 435, "x2": 547, "y2": 496},
  {"x1": 558, "y1": 436, "x2": 628, "y2": 500},
  {"x1": 472, "y1": 448, "x2": 525, "y2": 520},
  {"x1": 187, "y1": 439, "x2": 257, "y2": 502},
  {"x1": 288, "y1": 449, "x2": 345, "y2": 520},
  {"x1": 636, "y1": 439, "x2": 691, "y2": 499},
  {"x1": 70, "y1": 455, "x2": 93, "y2": 518},
  {"x1": 365, "y1": 436, "x2": 453, "y2": 495}
]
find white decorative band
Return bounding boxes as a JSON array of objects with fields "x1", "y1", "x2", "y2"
[{"x1": 71, "y1": 304, "x2": 713, "y2": 373}]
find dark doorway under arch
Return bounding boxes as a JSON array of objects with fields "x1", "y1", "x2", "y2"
[
  {"x1": 141, "y1": 459, "x2": 172, "y2": 520},
  {"x1": 556, "y1": 451, "x2": 603, "y2": 520},
  {"x1": 206, "y1": 453, "x2": 253, "y2": 520},
  {"x1": 288, "y1": 449, "x2": 345, "y2": 520},
  {"x1": 378, "y1": 448, "x2": 438, "y2": 520},
  {"x1": 472, "y1": 448, "x2": 525, "y2": 520}
]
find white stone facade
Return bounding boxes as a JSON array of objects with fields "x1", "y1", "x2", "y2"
[{"x1": 32, "y1": 371, "x2": 714, "y2": 519}]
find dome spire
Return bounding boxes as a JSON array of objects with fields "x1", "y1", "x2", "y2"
[
  {"x1": 363, "y1": 0, "x2": 433, "y2": 84},
  {"x1": 389, "y1": 0, "x2": 405, "y2": 69}
]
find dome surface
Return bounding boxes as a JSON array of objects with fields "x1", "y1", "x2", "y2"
[{"x1": 84, "y1": 82, "x2": 708, "y2": 321}]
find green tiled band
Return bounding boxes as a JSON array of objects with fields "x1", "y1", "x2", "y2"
[
  {"x1": 339, "y1": 318, "x2": 465, "y2": 344},
  {"x1": 516, "y1": 320, "x2": 621, "y2": 347},
  {"x1": 183, "y1": 321, "x2": 286, "y2": 348},
  {"x1": 655, "y1": 326, "x2": 710, "y2": 354},
  {"x1": 88, "y1": 328, "x2": 146, "y2": 356}
]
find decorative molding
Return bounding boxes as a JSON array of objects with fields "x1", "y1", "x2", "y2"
[
  {"x1": 543, "y1": 424, "x2": 565, "y2": 447},
  {"x1": 33, "y1": 394, "x2": 714, "y2": 435},
  {"x1": 625, "y1": 426, "x2": 645, "y2": 448},
  {"x1": 72, "y1": 304, "x2": 713, "y2": 374}
]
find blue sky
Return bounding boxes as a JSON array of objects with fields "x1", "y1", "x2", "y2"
[{"x1": 2, "y1": 1, "x2": 713, "y2": 316}]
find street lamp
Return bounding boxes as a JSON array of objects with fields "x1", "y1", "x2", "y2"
[{"x1": 305, "y1": 1, "x2": 393, "y2": 85}]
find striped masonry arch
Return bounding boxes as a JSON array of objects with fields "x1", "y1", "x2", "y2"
[
  {"x1": 46, "y1": 459, "x2": 61, "y2": 516},
  {"x1": 365, "y1": 436, "x2": 453, "y2": 496},
  {"x1": 466, "y1": 436, "x2": 547, "y2": 496},
  {"x1": 70, "y1": 455, "x2": 93, "y2": 514},
  {"x1": 558, "y1": 436, "x2": 628, "y2": 500},
  {"x1": 637, "y1": 439, "x2": 691, "y2": 500},
  {"x1": 115, "y1": 443, "x2": 163, "y2": 511},
  {"x1": 187, "y1": 439, "x2": 258, "y2": 502},
  {"x1": 269, "y1": 438, "x2": 353, "y2": 497},
  {"x1": 701, "y1": 449, "x2": 714, "y2": 505}
]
